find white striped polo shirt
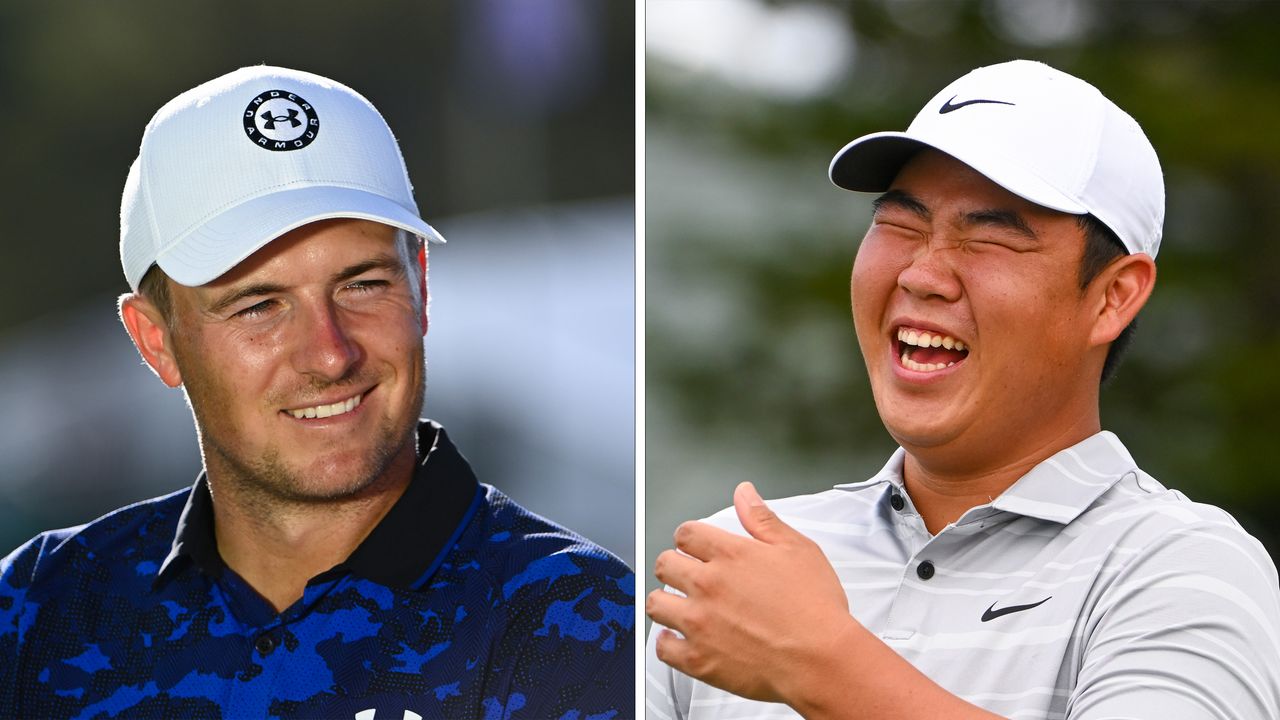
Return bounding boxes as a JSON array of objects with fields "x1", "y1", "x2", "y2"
[{"x1": 646, "y1": 431, "x2": 1280, "y2": 720}]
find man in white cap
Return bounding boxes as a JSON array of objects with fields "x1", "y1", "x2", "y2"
[
  {"x1": 0, "y1": 66, "x2": 632, "y2": 719},
  {"x1": 646, "y1": 60, "x2": 1280, "y2": 719}
]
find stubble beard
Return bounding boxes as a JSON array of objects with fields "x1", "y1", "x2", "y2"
[{"x1": 188, "y1": 359, "x2": 427, "y2": 510}]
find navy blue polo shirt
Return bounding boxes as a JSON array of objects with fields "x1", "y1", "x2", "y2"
[{"x1": 0, "y1": 420, "x2": 634, "y2": 719}]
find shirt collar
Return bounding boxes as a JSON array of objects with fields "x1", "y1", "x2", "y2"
[
  {"x1": 990, "y1": 431, "x2": 1136, "y2": 523},
  {"x1": 832, "y1": 431, "x2": 1137, "y2": 524},
  {"x1": 157, "y1": 419, "x2": 482, "y2": 590}
]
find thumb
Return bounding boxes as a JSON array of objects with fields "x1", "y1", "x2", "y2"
[{"x1": 733, "y1": 481, "x2": 790, "y2": 543}]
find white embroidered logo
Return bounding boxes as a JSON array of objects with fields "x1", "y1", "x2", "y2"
[{"x1": 354, "y1": 710, "x2": 423, "y2": 720}]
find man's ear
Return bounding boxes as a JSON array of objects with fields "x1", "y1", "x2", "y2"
[
  {"x1": 1089, "y1": 253, "x2": 1156, "y2": 347},
  {"x1": 119, "y1": 294, "x2": 184, "y2": 388},
  {"x1": 418, "y1": 242, "x2": 429, "y2": 336}
]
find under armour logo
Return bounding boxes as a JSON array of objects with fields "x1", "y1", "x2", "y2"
[
  {"x1": 354, "y1": 710, "x2": 422, "y2": 720},
  {"x1": 260, "y1": 108, "x2": 301, "y2": 130},
  {"x1": 242, "y1": 89, "x2": 319, "y2": 152}
]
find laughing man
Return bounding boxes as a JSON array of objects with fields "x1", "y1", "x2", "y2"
[{"x1": 646, "y1": 60, "x2": 1280, "y2": 720}]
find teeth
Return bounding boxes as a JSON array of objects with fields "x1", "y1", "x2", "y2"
[
  {"x1": 900, "y1": 353, "x2": 955, "y2": 373},
  {"x1": 897, "y1": 325, "x2": 969, "y2": 373},
  {"x1": 896, "y1": 327, "x2": 967, "y2": 351},
  {"x1": 288, "y1": 393, "x2": 362, "y2": 420}
]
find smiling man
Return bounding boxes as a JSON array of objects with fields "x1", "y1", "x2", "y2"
[
  {"x1": 646, "y1": 60, "x2": 1280, "y2": 719},
  {"x1": 0, "y1": 66, "x2": 632, "y2": 719}
]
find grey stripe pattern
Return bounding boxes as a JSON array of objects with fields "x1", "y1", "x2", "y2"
[{"x1": 646, "y1": 432, "x2": 1280, "y2": 719}]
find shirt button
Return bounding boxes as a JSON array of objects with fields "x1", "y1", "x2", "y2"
[
  {"x1": 917, "y1": 560, "x2": 935, "y2": 580},
  {"x1": 889, "y1": 493, "x2": 905, "y2": 511},
  {"x1": 254, "y1": 633, "x2": 277, "y2": 657}
]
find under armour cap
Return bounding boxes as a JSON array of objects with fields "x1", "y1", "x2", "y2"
[
  {"x1": 120, "y1": 65, "x2": 445, "y2": 291},
  {"x1": 829, "y1": 60, "x2": 1164, "y2": 258}
]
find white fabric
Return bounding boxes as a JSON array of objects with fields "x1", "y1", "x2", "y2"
[
  {"x1": 646, "y1": 431, "x2": 1280, "y2": 719},
  {"x1": 829, "y1": 60, "x2": 1164, "y2": 258},
  {"x1": 119, "y1": 65, "x2": 444, "y2": 291}
]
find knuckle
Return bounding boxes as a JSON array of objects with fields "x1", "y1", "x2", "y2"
[
  {"x1": 644, "y1": 589, "x2": 662, "y2": 615},
  {"x1": 685, "y1": 646, "x2": 709, "y2": 676},
  {"x1": 653, "y1": 550, "x2": 673, "y2": 580},
  {"x1": 686, "y1": 571, "x2": 712, "y2": 597},
  {"x1": 682, "y1": 606, "x2": 706, "y2": 635},
  {"x1": 654, "y1": 629, "x2": 677, "y2": 663},
  {"x1": 673, "y1": 521, "x2": 696, "y2": 548}
]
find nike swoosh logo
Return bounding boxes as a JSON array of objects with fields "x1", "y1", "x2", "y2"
[
  {"x1": 939, "y1": 95, "x2": 1016, "y2": 114},
  {"x1": 981, "y1": 596, "x2": 1051, "y2": 622}
]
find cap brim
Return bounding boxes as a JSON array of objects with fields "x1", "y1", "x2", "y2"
[
  {"x1": 155, "y1": 186, "x2": 445, "y2": 287},
  {"x1": 828, "y1": 132, "x2": 1089, "y2": 216}
]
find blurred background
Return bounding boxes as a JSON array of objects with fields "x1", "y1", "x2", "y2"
[
  {"x1": 0, "y1": 1, "x2": 634, "y2": 562},
  {"x1": 647, "y1": 0, "x2": 1280, "y2": 599}
]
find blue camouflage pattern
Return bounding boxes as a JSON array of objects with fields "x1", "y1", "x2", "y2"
[{"x1": 0, "y1": 456, "x2": 633, "y2": 718}]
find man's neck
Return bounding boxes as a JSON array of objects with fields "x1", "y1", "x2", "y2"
[
  {"x1": 901, "y1": 420, "x2": 1100, "y2": 535},
  {"x1": 206, "y1": 451, "x2": 416, "y2": 613}
]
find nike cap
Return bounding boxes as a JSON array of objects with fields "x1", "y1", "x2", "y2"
[
  {"x1": 120, "y1": 65, "x2": 445, "y2": 291},
  {"x1": 829, "y1": 60, "x2": 1164, "y2": 258}
]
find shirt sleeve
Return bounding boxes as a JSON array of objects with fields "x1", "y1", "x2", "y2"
[
  {"x1": 0, "y1": 534, "x2": 48, "y2": 718},
  {"x1": 488, "y1": 550, "x2": 636, "y2": 719},
  {"x1": 1067, "y1": 518, "x2": 1280, "y2": 719}
]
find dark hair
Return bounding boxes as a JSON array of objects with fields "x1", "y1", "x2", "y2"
[
  {"x1": 1076, "y1": 214, "x2": 1134, "y2": 384},
  {"x1": 137, "y1": 264, "x2": 175, "y2": 329}
]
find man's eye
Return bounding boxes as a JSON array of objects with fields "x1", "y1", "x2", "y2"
[
  {"x1": 234, "y1": 300, "x2": 275, "y2": 319},
  {"x1": 347, "y1": 279, "x2": 389, "y2": 293},
  {"x1": 967, "y1": 238, "x2": 1019, "y2": 252},
  {"x1": 872, "y1": 220, "x2": 926, "y2": 238}
]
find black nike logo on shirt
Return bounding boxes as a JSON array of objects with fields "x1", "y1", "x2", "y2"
[
  {"x1": 939, "y1": 95, "x2": 1016, "y2": 114},
  {"x1": 981, "y1": 596, "x2": 1051, "y2": 622}
]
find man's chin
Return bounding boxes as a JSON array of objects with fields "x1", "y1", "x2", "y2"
[
  {"x1": 880, "y1": 413, "x2": 967, "y2": 454},
  {"x1": 281, "y1": 437, "x2": 416, "y2": 501},
  {"x1": 206, "y1": 424, "x2": 417, "y2": 506}
]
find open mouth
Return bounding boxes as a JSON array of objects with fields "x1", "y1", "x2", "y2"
[
  {"x1": 284, "y1": 391, "x2": 365, "y2": 420},
  {"x1": 895, "y1": 326, "x2": 970, "y2": 372}
]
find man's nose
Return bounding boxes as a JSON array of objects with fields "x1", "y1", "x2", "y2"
[
  {"x1": 291, "y1": 300, "x2": 361, "y2": 380},
  {"x1": 897, "y1": 241, "x2": 962, "y2": 302}
]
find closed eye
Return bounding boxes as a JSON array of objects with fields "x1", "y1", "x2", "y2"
[{"x1": 234, "y1": 299, "x2": 278, "y2": 319}]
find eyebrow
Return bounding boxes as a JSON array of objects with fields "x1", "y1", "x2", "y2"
[
  {"x1": 332, "y1": 255, "x2": 406, "y2": 284},
  {"x1": 207, "y1": 281, "x2": 288, "y2": 315},
  {"x1": 207, "y1": 254, "x2": 406, "y2": 315},
  {"x1": 872, "y1": 189, "x2": 931, "y2": 221},
  {"x1": 960, "y1": 208, "x2": 1039, "y2": 242},
  {"x1": 873, "y1": 189, "x2": 1039, "y2": 243}
]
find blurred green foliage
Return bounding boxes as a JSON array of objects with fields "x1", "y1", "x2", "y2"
[{"x1": 646, "y1": 0, "x2": 1280, "y2": 591}]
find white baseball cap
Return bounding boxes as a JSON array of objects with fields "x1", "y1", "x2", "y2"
[
  {"x1": 829, "y1": 60, "x2": 1164, "y2": 258},
  {"x1": 120, "y1": 65, "x2": 445, "y2": 291}
]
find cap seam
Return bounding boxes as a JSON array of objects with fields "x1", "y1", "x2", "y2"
[
  {"x1": 140, "y1": 141, "x2": 164, "y2": 283},
  {"x1": 1074, "y1": 84, "x2": 1108, "y2": 207}
]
